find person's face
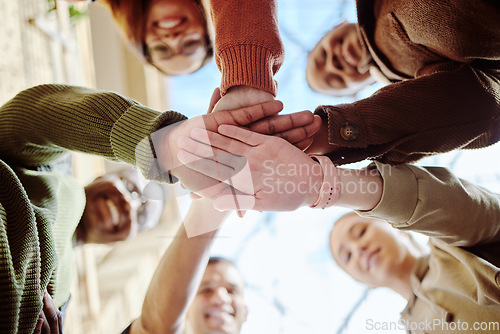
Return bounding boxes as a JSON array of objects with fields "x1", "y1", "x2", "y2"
[
  {"x1": 330, "y1": 214, "x2": 411, "y2": 288},
  {"x1": 306, "y1": 22, "x2": 373, "y2": 96},
  {"x1": 144, "y1": 0, "x2": 208, "y2": 75},
  {"x1": 79, "y1": 170, "x2": 163, "y2": 244},
  {"x1": 187, "y1": 262, "x2": 248, "y2": 334}
]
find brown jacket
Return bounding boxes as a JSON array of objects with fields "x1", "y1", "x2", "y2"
[
  {"x1": 318, "y1": 0, "x2": 500, "y2": 165},
  {"x1": 362, "y1": 163, "x2": 500, "y2": 333}
]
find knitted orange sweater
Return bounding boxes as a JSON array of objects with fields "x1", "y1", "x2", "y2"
[{"x1": 210, "y1": 0, "x2": 284, "y2": 96}]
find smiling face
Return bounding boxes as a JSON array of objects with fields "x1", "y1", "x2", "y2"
[
  {"x1": 78, "y1": 169, "x2": 164, "y2": 244},
  {"x1": 187, "y1": 261, "x2": 248, "y2": 334},
  {"x1": 306, "y1": 22, "x2": 374, "y2": 96},
  {"x1": 329, "y1": 213, "x2": 414, "y2": 288},
  {"x1": 144, "y1": 0, "x2": 210, "y2": 75}
]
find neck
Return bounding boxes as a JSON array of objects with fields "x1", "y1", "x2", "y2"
[{"x1": 391, "y1": 252, "x2": 416, "y2": 301}]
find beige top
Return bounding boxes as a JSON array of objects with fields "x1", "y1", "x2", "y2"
[{"x1": 361, "y1": 162, "x2": 500, "y2": 333}]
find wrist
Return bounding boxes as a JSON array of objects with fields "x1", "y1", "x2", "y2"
[
  {"x1": 307, "y1": 155, "x2": 340, "y2": 209},
  {"x1": 154, "y1": 121, "x2": 183, "y2": 175},
  {"x1": 226, "y1": 85, "x2": 274, "y2": 103},
  {"x1": 335, "y1": 167, "x2": 383, "y2": 210}
]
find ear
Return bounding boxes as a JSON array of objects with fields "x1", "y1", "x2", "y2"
[{"x1": 242, "y1": 304, "x2": 249, "y2": 323}]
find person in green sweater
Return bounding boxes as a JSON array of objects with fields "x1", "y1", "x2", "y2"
[{"x1": 0, "y1": 84, "x2": 318, "y2": 333}]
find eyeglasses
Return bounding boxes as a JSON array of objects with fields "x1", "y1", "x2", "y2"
[
  {"x1": 119, "y1": 177, "x2": 151, "y2": 230},
  {"x1": 143, "y1": 34, "x2": 210, "y2": 63}
]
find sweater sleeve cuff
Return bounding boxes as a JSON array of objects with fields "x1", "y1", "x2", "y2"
[
  {"x1": 110, "y1": 105, "x2": 187, "y2": 183},
  {"x1": 357, "y1": 162, "x2": 418, "y2": 226},
  {"x1": 315, "y1": 105, "x2": 369, "y2": 148},
  {"x1": 218, "y1": 45, "x2": 278, "y2": 96}
]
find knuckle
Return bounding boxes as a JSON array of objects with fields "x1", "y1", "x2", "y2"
[
  {"x1": 268, "y1": 122, "x2": 276, "y2": 134},
  {"x1": 245, "y1": 110, "x2": 254, "y2": 123}
]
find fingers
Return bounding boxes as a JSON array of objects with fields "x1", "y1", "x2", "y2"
[
  {"x1": 207, "y1": 87, "x2": 221, "y2": 114},
  {"x1": 203, "y1": 100, "x2": 284, "y2": 131},
  {"x1": 214, "y1": 194, "x2": 257, "y2": 211},
  {"x1": 172, "y1": 165, "x2": 235, "y2": 201},
  {"x1": 189, "y1": 192, "x2": 202, "y2": 200},
  {"x1": 307, "y1": 115, "x2": 323, "y2": 137},
  {"x1": 248, "y1": 110, "x2": 313, "y2": 134},
  {"x1": 42, "y1": 291, "x2": 62, "y2": 334},
  {"x1": 34, "y1": 317, "x2": 43, "y2": 334},
  {"x1": 252, "y1": 113, "x2": 322, "y2": 145},
  {"x1": 217, "y1": 125, "x2": 268, "y2": 146},
  {"x1": 294, "y1": 137, "x2": 314, "y2": 151},
  {"x1": 40, "y1": 311, "x2": 50, "y2": 334},
  {"x1": 178, "y1": 130, "x2": 249, "y2": 160},
  {"x1": 177, "y1": 149, "x2": 240, "y2": 182}
]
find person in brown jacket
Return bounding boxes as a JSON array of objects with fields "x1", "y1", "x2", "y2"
[{"x1": 305, "y1": 0, "x2": 500, "y2": 165}]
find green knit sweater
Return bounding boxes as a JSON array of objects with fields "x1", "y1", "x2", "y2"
[{"x1": 0, "y1": 84, "x2": 186, "y2": 333}]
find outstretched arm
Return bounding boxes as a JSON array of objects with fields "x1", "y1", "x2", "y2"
[
  {"x1": 209, "y1": 0, "x2": 284, "y2": 115},
  {"x1": 307, "y1": 64, "x2": 500, "y2": 165},
  {"x1": 129, "y1": 199, "x2": 229, "y2": 334},
  {"x1": 362, "y1": 163, "x2": 500, "y2": 247},
  {"x1": 210, "y1": 0, "x2": 283, "y2": 97},
  {"x1": 178, "y1": 126, "x2": 500, "y2": 246},
  {"x1": 158, "y1": 100, "x2": 321, "y2": 199},
  {"x1": 0, "y1": 84, "x2": 186, "y2": 169},
  {"x1": 176, "y1": 126, "x2": 383, "y2": 212}
]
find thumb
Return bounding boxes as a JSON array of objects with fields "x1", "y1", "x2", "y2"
[{"x1": 207, "y1": 87, "x2": 221, "y2": 114}]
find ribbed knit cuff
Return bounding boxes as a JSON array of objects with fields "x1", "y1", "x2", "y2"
[
  {"x1": 358, "y1": 162, "x2": 418, "y2": 225},
  {"x1": 218, "y1": 45, "x2": 277, "y2": 97},
  {"x1": 111, "y1": 105, "x2": 187, "y2": 183}
]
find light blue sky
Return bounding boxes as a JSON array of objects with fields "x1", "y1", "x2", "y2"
[{"x1": 168, "y1": 1, "x2": 500, "y2": 333}]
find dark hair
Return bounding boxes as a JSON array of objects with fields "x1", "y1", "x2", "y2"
[
  {"x1": 101, "y1": 0, "x2": 213, "y2": 75},
  {"x1": 208, "y1": 256, "x2": 237, "y2": 267}
]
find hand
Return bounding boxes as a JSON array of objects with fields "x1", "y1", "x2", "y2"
[
  {"x1": 206, "y1": 88, "x2": 222, "y2": 114},
  {"x1": 212, "y1": 86, "x2": 274, "y2": 113},
  {"x1": 248, "y1": 111, "x2": 322, "y2": 150},
  {"x1": 153, "y1": 100, "x2": 285, "y2": 199},
  {"x1": 305, "y1": 119, "x2": 337, "y2": 155},
  {"x1": 34, "y1": 291, "x2": 62, "y2": 334},
  {"x1": 177, "y1": 125, "x2": 323, "y2": 211},
  {"x1": 212, "y1": 86, "x2": 322, "y2": 150}
]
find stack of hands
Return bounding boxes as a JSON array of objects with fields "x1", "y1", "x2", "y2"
[{"x1": 155, "y1": 85, "x2": 327, "y2": 214}]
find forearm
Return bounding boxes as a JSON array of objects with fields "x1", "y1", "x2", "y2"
[
  {"x1": 361, "y1": 163, "x2": 500, "y2": 246},
  {"x1": 317, "y1": 64, "x2": 500, "y2": 165},
  {"x1": 210, "y1": 0, "x2": 284, "y2": 96},
  {"x1": 335, "y1": 167, "x2": 383, "y2": 211},
  {"x1": 0, "y1": 84, "x2": 186, "y2": 179},
  {"x1": 131, "y1": 199, "x2": 229, "y2": 334}
]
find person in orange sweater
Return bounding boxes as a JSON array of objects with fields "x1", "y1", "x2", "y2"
[
  {"x1": 89, "y1": 0, "x2": 283, "y2": 93},
  {"x1": 81, "y1": 0, "x2": 283, "y2": 94},
  {"x1": 74, "y1": 0, "x2": 298, "y2": 134}
]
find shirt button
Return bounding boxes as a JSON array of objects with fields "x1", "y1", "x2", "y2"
[{"x1": 340, "y1": 122, "x2": 359, "y2": 141}]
